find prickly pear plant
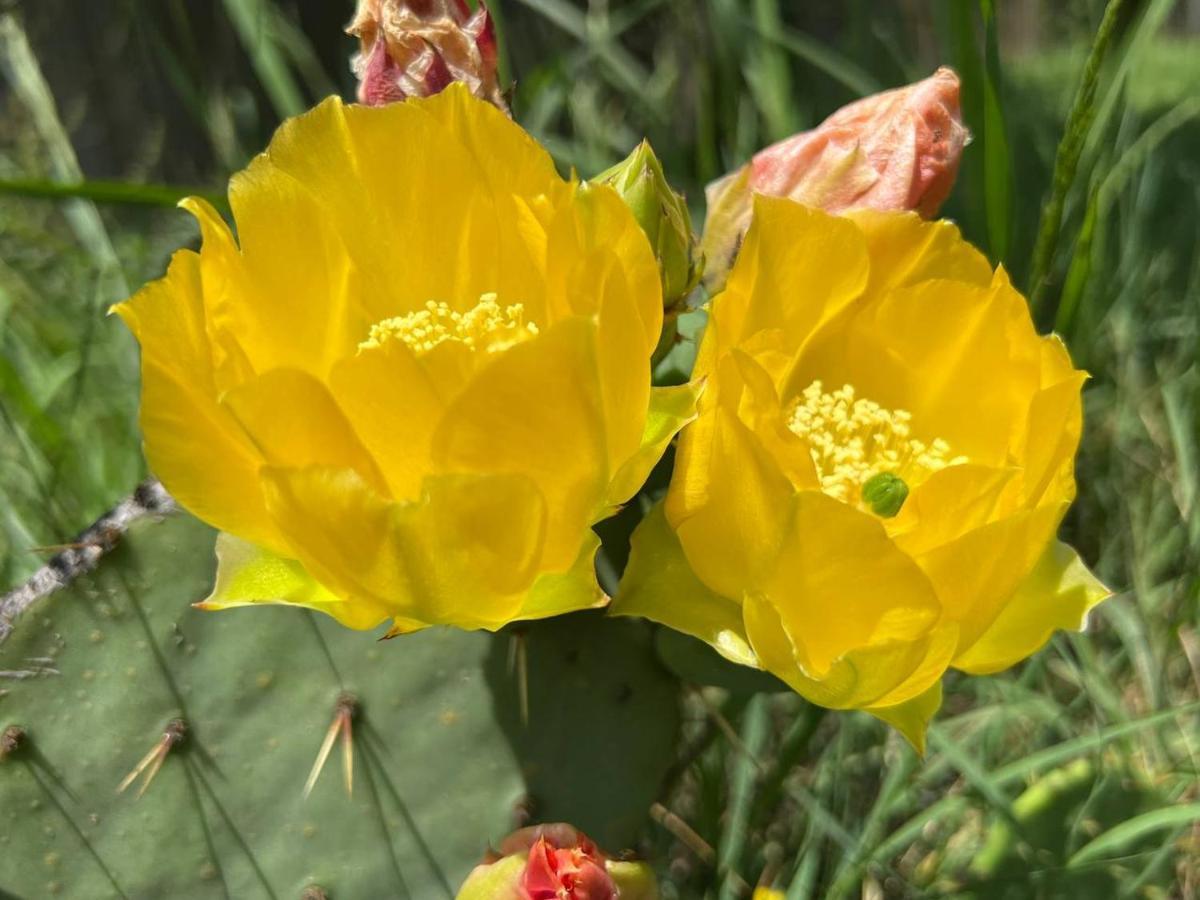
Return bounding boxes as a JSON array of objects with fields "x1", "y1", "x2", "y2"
[{"x1": 0, "y1": 512, "x2": 680, "y2": 898}]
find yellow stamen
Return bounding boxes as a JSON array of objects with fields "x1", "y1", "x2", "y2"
[
  {"x1": 786, "y1": 380, "x2": 966, "y2": 508},
  {"x1": 360, "y1": 293, "x2": 538, "y2": 356}
]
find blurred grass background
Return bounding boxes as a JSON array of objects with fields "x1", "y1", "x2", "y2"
[{"x1": 1, "y1": 0, "x2": 1198, "y2": 896}]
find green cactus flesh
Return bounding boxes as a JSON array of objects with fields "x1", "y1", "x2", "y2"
[{"x1": 0, "y1": 512, "x2": 680, "y2": 898}]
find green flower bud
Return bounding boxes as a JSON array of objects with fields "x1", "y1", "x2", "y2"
[
  {"x1": 862, "y1": 471, "x2": 909, "y2": 518},
  {"x1": 596, "y1": 140, "x2": 702, "y2": 309}
]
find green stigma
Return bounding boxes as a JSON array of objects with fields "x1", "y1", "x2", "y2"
[{"x1": 862, "y1": 472, "x2": 909, "y2": 518}]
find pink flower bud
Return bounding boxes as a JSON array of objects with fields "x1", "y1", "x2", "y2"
[
  {"x1": 348, "y1": 0, "x2": 506, "y2": 112},
  {"x1": 703, "y1": 67, "x2": 968, "y2": 289}
]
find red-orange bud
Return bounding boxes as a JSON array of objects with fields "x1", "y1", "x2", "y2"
[
  {"x1": 348, "y1": 0, "x2": 506, "y2": 112},
  {"x1": 522, "y1": 835, "x2": 615, "y2": 900},
  {"x1": 455, "y1": 824, "x2": 658, "y2": 900}
]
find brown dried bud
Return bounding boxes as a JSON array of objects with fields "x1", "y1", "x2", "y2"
[{"x1": 347, "y1": 0, "x2": 506, "y2": 112}]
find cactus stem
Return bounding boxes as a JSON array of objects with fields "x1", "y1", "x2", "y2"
[
  {"x1": 304, "y1": 692, "x2": 359, "y2": 799},
  {"x1": 117, "y1": 717, "x2": 187, "y2": 798}
]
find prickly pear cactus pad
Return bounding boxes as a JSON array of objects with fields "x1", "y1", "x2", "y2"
[
  {"x1": 485, "y1": 612, "x2": 681, "y2": 851},
  {"x1": 0, "y1": 513, "x2": 681, "y2": 898}
]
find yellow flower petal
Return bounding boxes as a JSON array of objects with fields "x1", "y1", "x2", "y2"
[
  {"x1": 328, "y1": 340, "x2": 445, "y2": 501},
  {"x1": 743, "y1": 591, "x2": 954, "y2": 709},
  {"x1": 671, "y1": 402, "x2": 793, "y2": 600},
  {"x1": 221, "y1": 368, "x2": 390, "y2": 496},
  {"x1": 221, "y1": 159, "x2": 371, "y2": 376},
  {"x1": 845, "y1": 208, "x2": 993, "y2": 295},
  {"x1": 228, "y1": 89, "x2": 564, "y2": 328},
  {"x1": 538, "y1": 182, "x2": 663, "y2": 471},
  {"x1": 178, "y1": 197, "x2": 258, "y2": 392},
  {"x1": 111, "y1": 250, "x2": 285, "y2": 555},
  {"x1": 259, "y1": 465, "x2": 551, "y2": 630},
  {"x1": 792, "y1": 276, "x2": 1040, "y2": 465},
  {"x1": 865, "y1": 680, "x2": 943, "y2": 754},
  {"x1": 892, "y1": 464, "x2": 1019, "y2": 555},
  {"x1": 916, "y1": 503, "x2": 1065, "y2": 654},
  {"x1": 431, "y1": 316, "x2": 606, "y2": 572},
  {"x1": 606, "y1": 381, "x2": 703, "y2": 509},
  {"x1": 710, "y1": 197, "x2": 868, "y2": 359},
  {"x1": 198, "y1": 532, "x2": 393, "y2": 631},
  {"x1": 1016, "y1": 368, "x2": 1086, "y2": 507},
  {"x1": 954, "y1": 541, "x2": 1111, "y2": 675},
  {"x1": 611, "y1": 501, "x2": 753, "y2": 666},
  {"x1": 762, "y1": 491, "x2": 941, "y2": 676},
  {"x1": 519, "y1": 531, "x2": 607, "y2": 620}
]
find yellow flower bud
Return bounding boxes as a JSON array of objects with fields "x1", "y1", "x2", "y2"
[
  {"x1": 615, "y1": 198, "x2": 1110, "y2": 750},
  {"x1": 113, "y1": 86, "x2": 699, "y2": 635}
]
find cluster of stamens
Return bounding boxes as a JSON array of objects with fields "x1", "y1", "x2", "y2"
[
  {"x1": 359, "y1": 293, "x2": 538, "y2": 356},
  {"x1": 786, "y1": 380, "x2": 965, "y2": 508}
]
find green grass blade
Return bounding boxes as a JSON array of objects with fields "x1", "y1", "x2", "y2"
[
  {"x1": 869, "y1": 703, "x2": 1200, "y2": 865},
  {"x1": 824, "y1": 749, "x2": 919, "y2": 900},
  {"x1": 1058, "y1": 94, "x2": 1200, "y2": 337},
  {"x1": 928, "y1": 724, "x2": 1020, "y2": 826},
  {"x1": 1067, "y1": 804, "x2": 1200, "y2": 868},
  {"x1": 945, "y1": 1, "x2": 986, "y2": 243},
  {"x1": 0, "y1": 13, "x2": 128, "y2": 301},
  {"x1": 745, "y1": 0, "x2": 801, "y2": 141},
  {"x1": 221, "y1": 0, "x2": 307, "y2": 120},
  {"x1": 1027, "y1": 0, "x2": 1129, "y2": 315},
  {"x1": 511, "y1": 0, "x2": 658, "y2": 118},
  {"x1": 716, "y1": 696, "x2": 769, "y2": 900},
  {"x1": 0, "y1": 177, "x2": 228, "y2": 212},
  {"x1": 978, "y1": 0, "x2": 1013, "y2": 264},
  {"x1": 753, "y1": 21, "x2": 881, "y2": 98}
]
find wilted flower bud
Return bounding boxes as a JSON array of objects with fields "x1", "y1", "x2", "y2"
[
  {"x1": 596, "y1": 141, "x2": 702, "y2": 310},
  {"x1": 348, "y1": 0, "x2": 506, "y2": 111},
  {"x1": 456, "y1": 823, "x2": 658, "y2": 900},
  {"x1": 703, "y1": 66, "x2": 968, "y2": 289}
]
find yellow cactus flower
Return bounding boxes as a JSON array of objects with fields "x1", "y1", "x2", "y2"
[
  {"x1": 614, "y1": 197, "x2": 1109, "y2": 749},
  {"x1": 114, "y1": 85, "x2": 697, "y2": 634}
]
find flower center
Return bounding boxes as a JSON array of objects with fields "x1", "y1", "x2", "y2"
[
  {"x1": 359, "y1": 293, "x2": 539, "y2": 356},
  {"x1": 785, "y1": 380, "x2": 966, "y2": 512}
]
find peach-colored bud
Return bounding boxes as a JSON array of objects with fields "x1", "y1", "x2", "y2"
[
  {"x1": 347, "y1": 0, "x2": 506, "y2": 112},
  {"x1": 702, "y1": 67, "x2": 968, "y2": 289}
]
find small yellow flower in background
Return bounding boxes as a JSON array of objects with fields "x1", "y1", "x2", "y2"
[
  {"x1": 114, "y1": 85, "x2": 697, "y2": 634},
  {"x1": 614, "y1": 197, "x2": 1110, "y2": 749},
  {"x1": 752, "y1": 889, "x2": 785, "y2": 900}
]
